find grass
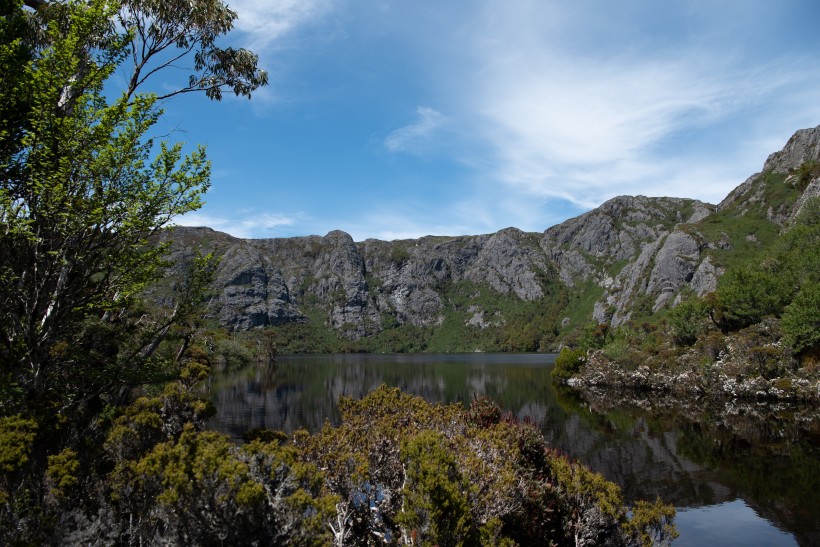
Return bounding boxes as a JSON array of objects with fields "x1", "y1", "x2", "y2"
[{"x1": 675, "y1": 170, "x2": 797, "y2": 270}]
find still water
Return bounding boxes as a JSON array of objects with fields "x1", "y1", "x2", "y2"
[{"x1": 206, "y1": 353, "x2": 820, "y2": 546}]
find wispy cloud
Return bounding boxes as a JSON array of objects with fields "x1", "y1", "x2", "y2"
[
  {"x1": 197, "y1": 1, "x2": 820, "y2": 240},
  {"x1": 454, "y1": 5, "x2": 808, "y2": 206},
  {"x1": 432, "y1": 1, "x2": 820, "y2": 209},
  {"x1": 384, "y1": 106, "x2": 447, "y2": 153},
  {"x1": 229, "y1": 0, "x2": 331, "y2": 50},
  {"x1": 174, "y1": 211, "x2": 299, "y2": 239}
]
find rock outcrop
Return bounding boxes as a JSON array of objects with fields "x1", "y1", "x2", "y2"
[{"x1": 161, "y1": 125, "x2": 820, "y2": 345}]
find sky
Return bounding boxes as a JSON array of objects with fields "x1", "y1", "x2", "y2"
[{"x1": 153, "y1": 0, "x2": 820, "y2": 241}]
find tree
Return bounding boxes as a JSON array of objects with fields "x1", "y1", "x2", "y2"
[
  {"x1": 0, "y1": 0, "x2": 265, "y2": 540},
  {"x1": 117, "y1": 0, "x2": 268, "y2": 101},
  {"x1": 0, "y1": 0, "x2": 265, "y2": 413}
]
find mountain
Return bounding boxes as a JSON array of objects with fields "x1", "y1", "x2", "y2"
[{"x1": 159, "y1": 125, "x2": 820, "y2": 352}]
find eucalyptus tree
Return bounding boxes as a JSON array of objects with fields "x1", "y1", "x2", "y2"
[
  {"x1": 0, "y1": 0, "x2": 265, "y2": 413},
  {"x1": 0, "y1": 0, "x2": 267, "y2": 538}
]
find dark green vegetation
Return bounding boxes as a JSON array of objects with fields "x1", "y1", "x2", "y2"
[
  {"x1": 272, "y1": 280, "x2": 570, "y2": 354},
  {"x1": 0, "y1": 1, "x2": 676, "y2": 544},
  {"x1": 556, "y1": 190, "x2": 820, "y2": 401}
]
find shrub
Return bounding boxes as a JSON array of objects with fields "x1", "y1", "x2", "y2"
[
  {"x1": 748, "y1": 346, "x2": 783, "y2": 379},
  {"x1": 668, "y1": 297, "x2": 707, "y2": 346},
  {"x1": 467, "y1": 394, "x2": 502, "y2": 428},
  {"x1": 552, "y1": 347, "x2": 587, "y2": 381},
  {"x1": 624, "y1": 497, "x2": 679, "y2": 547},
  {"x1": 110, "y1": 427, "x2": 332, "y2": 545},
  {"x1": 713, "y1": 268, "x2": 793, "y2": 331},
  {"x1": 397, "y1": 431, "x2": 477, "y2": 546},
  {"x1": 794, "y1": 160, "x2": 820, "y2": 192},
  {"x1": 695, "y1": 331, "x2": 727, "y2": 361},
  {"x1": 781, "y1": 284, "x2": 820, "y2": 356}
]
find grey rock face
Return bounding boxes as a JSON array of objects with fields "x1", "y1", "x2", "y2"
[
  {"x1": 217, "y1": 244, "x2": 305, "y2": 330},
  {"x1": 164, "y1": 226, "x2": 555, "y2": 339},
  {"x1": 763, "y1": 126, "x2": 820, "y2": 173},
  {"x1": 688, "y1": 256, "x2": 720, "y2": 297},
  {"x1": 464, "y1": 228, "x2": 548, "y2": 300},
  {"x1": 541, "y1": 195, "x2": 714, "y2": 325},
  {"x1": 790, "y1": 178, "x2": 820, "y2": 222},
  {"x1": 161, "y1": 125, "x2": 820, "y2": 341},
  {"x1": 646, "y1": 231, "x2": 701, "y2": 312},
  {"x1": 720, "y1": 125, "x2": 820, "y2": 223},
  {"x1": 359, "y1": 229, "x2": 551, "y2": 329}
]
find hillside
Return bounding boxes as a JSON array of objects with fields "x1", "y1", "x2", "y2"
[{"x1": 160, "y1": 125, "x2": 820, "y2": 353}]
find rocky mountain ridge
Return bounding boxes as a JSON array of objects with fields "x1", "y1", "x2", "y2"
[{"x1": 161, "y1": 125, "x2": 820, "y2": 349}]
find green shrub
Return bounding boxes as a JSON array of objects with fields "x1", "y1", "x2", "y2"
[
  {"x1": 0, "y1": 415, "x2": 37, "y2": 474},
  {"x1": 668, "y1": 297, "x2": 708, "y2": 346},
  {"x1": 398, "y1": 431, "x2": 477, "y2": 546},
  {"x1": 552, "y1": 347, "x2": 587, "y2": 381},
  {"x1": 748, "y1": 346, "x2": 783, "y2": 379},
  {"x1": 781, "y1": 284, "x2": 820, "y2": 355},
  {"x1": 46, "y1": 449, "x2": 80, "y2": 498},
  {"x1": 624, "y1": 497, "x2": 679, "y2": 547},
  {"x1": 714, "y1": 268, "x2": 793, "y2": 331},
  {"x1": 794, "y1": 160, "x2": 820, "y2": 192}
]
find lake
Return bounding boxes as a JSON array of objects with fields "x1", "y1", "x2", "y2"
[{"x1": 205, "y1": 353, "x2": 820, "y2": 546}]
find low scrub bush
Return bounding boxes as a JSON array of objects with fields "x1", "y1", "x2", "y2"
[
  {"x1": 668, "y1": 297, "x2": 708, "y2": 346},
  {"x1": 552, "y1": 347, "x2": 587, "y2": 381}
]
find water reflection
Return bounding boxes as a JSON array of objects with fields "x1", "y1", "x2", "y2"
[
  {"x1": 206, "y1": 353, "x2": 555, "y2": 436},
  {"x1": 675, "y1": 500, "x2": 798, "y2": 547},
  {"x1": 205, "y1": 354, "x2": 820, "y2": 546}
]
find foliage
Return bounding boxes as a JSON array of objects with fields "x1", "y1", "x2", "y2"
[
  {"x1": 0, "y1": 0, "x2": 218, "y2": 414},
  {"x1": 552, "y1": 347, "x2": 587, "y2": 381},
  {"x1": 110, "y1": 427, "x2": 332, "y2": 545},
  {"x1": 708, "y1": 196, "x2": 818, "y2": 338},
  {"x1": 466, "y1": 394, "x2": 503, "y2": 428},
  {"x1": 0, "y1": 415, "x2": 37, "y2": 474},
  {"x1": 117, "y1": 0, "x2": 268, "y2": 100},
  {"x1": 294, "y1": 385, "x2": 676, "y2": 546},
  {"x1": 668, "y1": 296, "x2": 708, "y2": 346},
  {"x1": 781, "y1": 283, "x2": 820, "y2": 355},
  {"x1": 623, "y1": 499, "x2": 679, "y2": 546},
  {"x1": 712, "y1": 268, "x2": 793, "y2": 331},
  {"x1": 45, "y1": 448, "x2": 79, "y2": 498},
  {"x1": 398, "y1": 430, "x2": 478, "y2": 546},
  {"x1": 0, "y1": 0, "x2": 265, "y2": 542},
  {"x1": 794, "y1": 160, "x2": 820, "y2": 192}
]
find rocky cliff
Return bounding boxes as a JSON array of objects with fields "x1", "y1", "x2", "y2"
[{"x1": 161, "y1": 125, "x2": 820, "y2": 350}]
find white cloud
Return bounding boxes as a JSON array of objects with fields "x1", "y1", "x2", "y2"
[
  {"x1": 469, "y1": 51, "x2": 793, "y2": 207},
  {"x1": 229, "y1": 0, "x2": 331, "y2": 50},
  {"x1": 427, "y1": 1, "x2": 820, "y2": 211},
  {"x1": 384, "y1": 106, "x2": 447, "y2": 153},
  {"x1": 173, "y1": 211, "x2": 298, "y2": 238}
]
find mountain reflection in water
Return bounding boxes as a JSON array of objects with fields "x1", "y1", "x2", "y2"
[{"x1": 205, "y1": 353, "x2": 820, "y2": 547}]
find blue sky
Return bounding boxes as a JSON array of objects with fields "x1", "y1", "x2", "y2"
[{"x1": 155, "y1": 0, "x2": 820, "y2": 241}]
